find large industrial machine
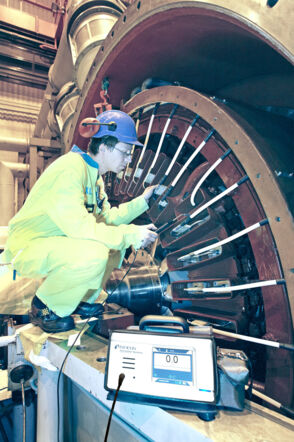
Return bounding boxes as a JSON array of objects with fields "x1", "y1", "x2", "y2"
[
  {"x1": 0, "y1": 0, "x2": 293, "y2": 440},
  {"x1": 57, "y1": 0, "x2": 294, "y2": 409}
]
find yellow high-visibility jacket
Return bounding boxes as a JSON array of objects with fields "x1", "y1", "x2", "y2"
[{"x1": 4, "y1": 145, "x2": 148, "y2": 261}]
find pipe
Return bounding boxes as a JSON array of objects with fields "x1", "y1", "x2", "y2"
[
  {"x1": 0, "y1": 137, "x2": 29, "y2": 153},
  {"x1": 0, "y1": 162, "x2": 29, "y2": 225},
  {"x1": 0, "y1": 162, "x2": 14, "y2": 225},
  {"x1": 48, "y1": 21, "x2": 74, "y2": 93},
  {"x1": 2, "y1": 162, "x2": 29, "y2": 178},
  {"x1": 67, "y1": 0, "x2": 125, "y2": 89},
  {"x1": 35, "y1": 0, "x2": 125, "y2": 144},
  {"x1": 20, "y1": 0, "x2": 58, "y2": 13}
]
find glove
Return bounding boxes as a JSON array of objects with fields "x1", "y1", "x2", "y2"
[
  {"x1": 136, "y1": 224, "x2": 158, "y2": 248},
  {"x1": 141, "y1": 186, "x2": 158, "y2": 204}
]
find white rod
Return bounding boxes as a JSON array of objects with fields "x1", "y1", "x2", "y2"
[
  {"x1": 248, "y1": 387, "x2": 281, "y2": 408},
  {"x1": 131, "y1": 111, "x2": 157, "y2": 183},
  {"x1": 212, "y1": 328, "x2": 280, "y2": 348},
  {"x1": 165, "y1": 124, "x2": 194, "y2": 176},
  {"x1": 124, "y1": 114, "x2": 141, "y2": 177},
  {"x1": 184, "y1": 279, "x2": 281, "y2": 293},
  {"x1": 137, "y1": 113, "x2": 155, "y2": 166},
  {"x1": 190, "y1": 181, "x2": 239, "y2": 219},
  {"x1": 142, "y1": 115, "x2": 173, "y2": 187},
  {"x1": 171, "y1": 139, "x2": 206, "y2": 187},
  {"x1": 190, "y1": 157, "x2": 222, "y2": 206},
  {"x1": 178, "y1": 221, "x2": 265, "y2": 261},
  {"x1": 149, "y1": 117, "x2": 171, "y2": 170}
]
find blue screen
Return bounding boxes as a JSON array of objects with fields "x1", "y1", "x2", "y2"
[{"x1": 152, "y1": 347, "x2": 193, "y2": 386}]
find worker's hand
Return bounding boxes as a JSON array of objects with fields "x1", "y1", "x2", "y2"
[
  {"x1": 138, "y1": 224, "x2": 158, "y2": 248},
  {"x1": 142, "y1": 186, "x2": 158, "y2": 204}
]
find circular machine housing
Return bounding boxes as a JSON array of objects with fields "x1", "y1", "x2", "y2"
[
  {"x1": 66, "y1": 0, "x2": 294, "y2": 410},
  {"x1": 67, "y1": 0, "x2": 124, "y2": 90},
  {"x1": 54, "y1": 82, "x2": 80, "y2": 150}
]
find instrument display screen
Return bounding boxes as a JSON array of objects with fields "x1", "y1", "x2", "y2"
[{"x1": 152, "y1": 347, "x2": 193, "y2": 386}]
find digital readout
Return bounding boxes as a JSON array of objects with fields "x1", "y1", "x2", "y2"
[{"x1": 152, "y1": 347, "x2": 193, "y2": 385}]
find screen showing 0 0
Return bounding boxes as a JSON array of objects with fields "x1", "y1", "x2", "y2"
[{"x1": 152, "y1": 347, "x2": 193, "y2": 386}]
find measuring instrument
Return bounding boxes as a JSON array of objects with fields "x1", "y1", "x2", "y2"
[{"x1": 105, "y1": 317, "x2": 218, "y2": 410}]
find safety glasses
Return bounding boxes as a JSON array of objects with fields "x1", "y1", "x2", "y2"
[{"x1": 114, "y1": 146, "x2": 132, "y2": 159}]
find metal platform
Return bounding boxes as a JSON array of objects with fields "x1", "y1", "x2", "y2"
[{"x1": 36, "y1": 330, "x2": 294, "y2": 442}]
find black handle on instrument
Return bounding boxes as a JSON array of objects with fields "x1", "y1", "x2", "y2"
[{"x1": 139, "y1": 315, "x2": 189, "y2": 333}]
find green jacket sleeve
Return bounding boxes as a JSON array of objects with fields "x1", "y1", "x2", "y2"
[
  {"x1": 46, "y1": 167, "x2": 145, "y2": 250},
  {"x1": 97, "y1": 177, "x2": 149, "y2": 226}
]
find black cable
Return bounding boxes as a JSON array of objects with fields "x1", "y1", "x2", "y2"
[
  {"x1": 56, "y1": 250, "x2": 138, "y2": 441},
  {"x1": 56, "y1": 315, "x2": 89, "y2": 441},
  {"x1": 245, "y1": 357, "x2": 253, "y2": 400},
  {"x1": 104, "y1": 373, "x2": 125, "y2": 442},
  {"x1": 21, "y1": 380, "x2": 25, "y2": 442}
]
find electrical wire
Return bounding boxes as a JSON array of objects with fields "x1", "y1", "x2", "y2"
[
  {"x1": 21, "y1": 380, "x2": 25, "y2": 442},
  {"x1": 56, "y1": 250, "x2": 138, "y2": 441},
  {"x1": 104, "y1": 373, "x2": 125, "y2": 442}
]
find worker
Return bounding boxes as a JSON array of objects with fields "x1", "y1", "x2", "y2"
[{"x1": 2, "y1": 110, "x2": 158, "y2": 333}]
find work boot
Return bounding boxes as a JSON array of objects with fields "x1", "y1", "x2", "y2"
[
  {"x1": 73, "y1": 302, "x2": 104, "y2": 319},
  {"x1": 29, "y1": 296, "x2": 75, "y2": 333}
]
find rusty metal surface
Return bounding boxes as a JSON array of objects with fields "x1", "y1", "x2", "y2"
[{"x1": 69, "y1": 0, "x2": 294, "y2": 152}]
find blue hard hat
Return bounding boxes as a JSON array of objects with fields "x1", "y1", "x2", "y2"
[{"x1": 92, "y1": 110, "x2": 143, "y2": 146}]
